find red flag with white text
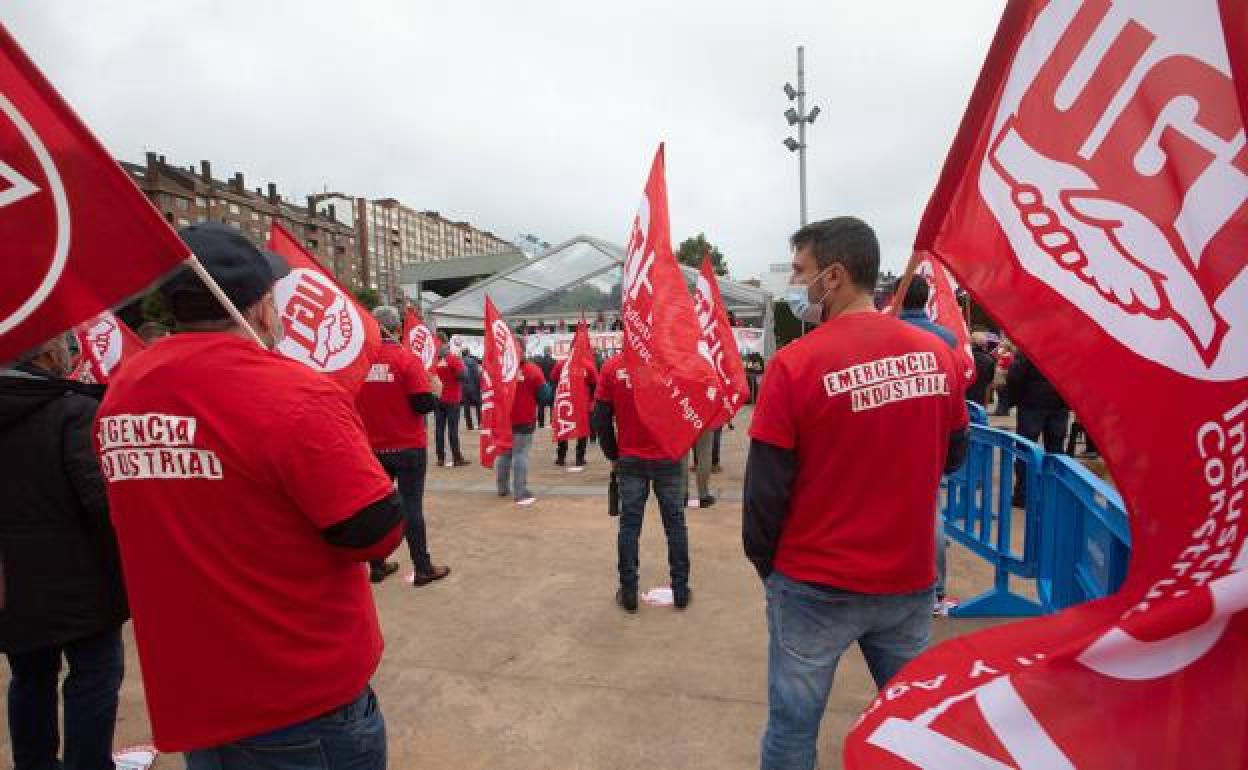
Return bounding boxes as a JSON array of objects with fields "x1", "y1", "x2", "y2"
[
  {"x1": 69, "y1": 311, "x2": 145, "y2": 384},
  {"x1": 0, "y1": 25, "x2": 188, "y2": 363},
  {"x1": 845, "y1": 3, "x2": 1248, "y2": 769},
  {"x1": 402, "y1": 306, "x2": 437, "y2": 370},
  {"x1": 267, "y1": 222, "x2": 379, "y2": 392},
  {"x1": 552, "y1": 321, "x2": 593, "y2": 442},
  {"x1": 620, "y1": 145, "x2": 719, "y2": 457},
  {"x1": 694, "y1": 254, "x2": 750, "y2": 428},
  {"x1": 916, "y1": 253, "x2": 977, "y2": 383},
  {"x1": 480, "y1": 296, "x2": 519, "y2": 468}
]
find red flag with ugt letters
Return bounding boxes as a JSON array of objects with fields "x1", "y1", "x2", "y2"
[
  {"x1": 69, "y1": 310, "x2": 145, "y2": 384},
  {"x1": 480, "y1": 296, "x2": 519, "y2": 468},
  {"x1": 0, "y1": 25, "x2": 188, "y2": 363},
  {"x1": 845, "y1": 3, "x2": 1248, "y2": 769},
  {"x1": 267, "y1": 222, "x2": 379, "y2": 392},
  {"x1": 402, "y1": 306, "x2": 436, "y2": 370},
  {"x1": 915, "y1": 253, "x2": 977, "y2": 383},
  {"x1": 693, "y1": 254, "x2": 750, "y2": 428},
  {"x1": 620, "y1": 145, "x2": 719, "y2": 457},
  {"x1": 552, "y1": 321, "x2": 593, "y2": 442}
]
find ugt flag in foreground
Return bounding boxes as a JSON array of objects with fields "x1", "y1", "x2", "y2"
[
  {"x1": 403, "y1": 306, "x2": 437, "y2": 369},
  {"x1": 70, "y1": 310, "x2": 145, "y2": 384},
  {"x1": 845, "y1": 2, "x2": 1248, "y2": 768},
  {"x1": 693, "y1": 252, "x2": 750, "y2": 425},
  {"x1": 0, "y1": 25, "x2": 188, "y2": 362},
  {"x1": 620, "y1": 144, "x2": 719, "y2": 457},
  {"x1": 480, "y1": 296, "x2": 519, "y2": 468},
  {"x1": 552, "y1": 320, "x2": 594, "y2": 442},
  {"x1": 267, "y1": 222, "x2": 379, "y2": 392}
]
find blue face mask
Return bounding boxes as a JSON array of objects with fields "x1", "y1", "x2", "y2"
[{"x1": 786, "y1": 269, "x2": 831, "y2": 324}]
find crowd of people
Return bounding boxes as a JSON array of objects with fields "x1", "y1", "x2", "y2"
[{"x1": 1, "y1": 216, "x2": 1086, "y2": 770}]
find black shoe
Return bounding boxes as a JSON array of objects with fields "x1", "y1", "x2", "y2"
[
  {"x1": 699, "y1": 495, "x2": 716, "y2": 508},
  {"x1": 436, "y1": 457, "x2": 446, "y2": 467},
  {"x1": 673, "y1": 586, "x2": 691, "y2": 609},
  {"x1": 369, "y1": 562, "x2": 399, "y2": 583},
  {"x1": 616, "y1": 587, "x2": 638, "y2": 613},
  {"x1": 555, "y1": 458, "x2": 566, "y2": 466},
  {"x1": 452, "y1": 457, "x2": 471, "y2": 467}
]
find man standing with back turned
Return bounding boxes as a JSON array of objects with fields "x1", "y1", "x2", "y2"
[
  {"x1": 744, "y1": 218, "x2": 968, "y2": 770},
  {"x1": 97, "y1": 223, "x2": 403, "y2": 768}
]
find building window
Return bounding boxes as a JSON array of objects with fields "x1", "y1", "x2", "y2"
[
  {"x1": 251, "y1": 212, "x2": 259, "y2": 221},
  {"x1": 177, "y1": 217, "x2": 190, "y2": 226},
  {"x1": 175, "y1": 198, "x2": 189, "y2": 211},
  {"x1": 196, "y1": 196, "x2": 207, "y2": 208},
  {"x1": 229, "y1": 203, "x2": 240, "y2": 215}
]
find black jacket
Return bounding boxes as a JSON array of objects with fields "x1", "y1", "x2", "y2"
[
  {"x1": 0, "y1": 367, "x2": 128, "y2": 653},
  {"x1": 1005, "y1": 354, "x2": 1067, "y2": 412},
  {"x1": 967, "y1": 347, "x2": 996, "y2": 405}
]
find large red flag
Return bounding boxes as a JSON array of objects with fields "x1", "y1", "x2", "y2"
[
  {"x1": 620, "y1": 144, "x2": 719, "y2": 457},
  {"x1": 915, "y1": 253, "x2": 977, "y2": 383},
  {"x1": 69, "y1": 310, "x2": 145, "y2": 384},
  {"x1": 480, "y1": 296, "x2": 520, "y2": 468},
  {"x1": 693, "y1": 254, "x2": 750, "y2": 427},
  {"x1": 267, "y1": 222, "x2": 379, "y2": 392},
  {"x1": 402, "y1": 306, "x2": 437, "y2": 369},
  {"x1": 846, "y1": 3, "x2": 1248, "y2": 769},
  {"x1": 552, "y1": 320, "x2": 593, "y2": 442},
  {"x1": 0, "y1": 25, "x2": 188, "y2": 363}
]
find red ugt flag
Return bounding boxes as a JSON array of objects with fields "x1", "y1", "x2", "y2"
[
  {"x1": 915, "y1": 252, "x2": 977, "y2": 382},
  {"x1": 552, "y1": 320, "x2": 594, "y2": 442},
  {"x1": 402, "y1": 306, "x2": 437, "y2": 370},
  {"x1": 693, "y1": 253, "x2": 750, "y2": 428},
  {"x1": 845, "y1": 2, "x2": 1248, "y2": 769},
  {"x1": 69, "y1": 310, "x2": 145, "y2": 384},
  {"x1": 0, "y1": 25, "x2": 188, "y2": 363},
  {"x1": 480, "y1": 296, "x2": 519, "y2": 468},
  {"x1": 620, "y1": 144, "x2": 719, "y2": 457},
  {"x1": 267, "y1": 222, "x2": 379, "y2": 393}
]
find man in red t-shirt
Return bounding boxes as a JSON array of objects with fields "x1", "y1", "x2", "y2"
[
  {"x1": 592, "y1": 353, "x2": 691, "y2": 612},
  {"x1": 745, "y1": 217, "x2": 968, "y2": 770},
  {"x1": 355, "y1": 306, "x2": 451, "y2": 586},
  {"x1": 97, "y1": 224, "x2": 403, "y2": 766},
  {"x1": 550, "y1": 356, "x2": 597, "y2": 470},
  {"x1": 497, "y1": 353, "x2": 545, "y2": 505},
  {"x1": 432, "y1": 332, "x2": 468, "y2": 467}
]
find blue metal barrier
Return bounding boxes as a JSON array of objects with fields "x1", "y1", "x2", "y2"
[{"x1": 967, "y1": 401, "x2": 989, "y2": 426}]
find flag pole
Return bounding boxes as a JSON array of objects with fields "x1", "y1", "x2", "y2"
[
  {"x1": 889, "y1": 249, "x2": 925, "y2": 317},
  {"x1": 184, "y1": 255, "x2": 266, "y2": 346}
]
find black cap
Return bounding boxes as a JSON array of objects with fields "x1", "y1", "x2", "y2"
[{"x1": 162, "y1": 222, "x2": 290, "y2": 322}]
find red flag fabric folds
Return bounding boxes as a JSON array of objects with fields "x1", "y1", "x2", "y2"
[
  {"x1": 267, "y1": 222, "x2": 379, "y2": 392},
  {"x1": 480, "y1": 296, "x2": 519, "y2": 468},
  {"x1": 552, "y1": 321, "x2": 593, "y2": 442},
  {"x1": 402, "y1": 306, "x2": 436, "y2": 370},
  {"x1": 0, "y1": 25, "x2": 188, "y2": 362},
  {"x1": 846, "y1": 3, "x2": 1248, "y2": 769},
  {"x1": 620, "y1": 144, "x2": 719, "y2": 458},
  {"x1": 69, "y1": 310, "x2": 145, "y2": 384},
  {"x1": 693, "y1": 254, "x2": 750, "y2": 428},
  {"x1": 915, "y1": 252, "x2": 976, "y2": 382}
]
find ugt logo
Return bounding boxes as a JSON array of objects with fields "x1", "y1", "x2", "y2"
[
  {"x1": 273, "y1": 269, "x2": 364, "y2": 371},
  {"x1": 490, "y1": 318, "x2": 519, "y2": 383},
  {"x1": 84, "y1": 314, "x2": 123, "y2": 376},
  {"x1": 407, "y1": 323, "x2": 436, "y2": 368},
  {"x1": 979, "y1": 0, "x2": 1248, "y2": 380}
]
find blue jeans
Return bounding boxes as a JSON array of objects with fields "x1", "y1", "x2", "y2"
[
  {"x1": 760, "y1": 572, "x2": 931, "y2": 770},
  {"x1": 185, "y1": 687, "x2": 385, "y2": 770},
  {"x1": 433, "y1": 402, "x2": 462, "y2": 463},
  {"x1": 496, "y1": 429, "x2": 534, "y2": 500},
  {"x1": 616, "y1": 457, "x2": 689, "y2": 592},
  {"x1": 376, "y1": 449, "x2": 431, "y2": 572},
  {"x1": 6, "y1": 627, "x2": 124, "y2": 770}
]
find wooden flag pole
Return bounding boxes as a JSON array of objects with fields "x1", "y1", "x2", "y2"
[{"x1": 184, "y1": 255, "x2": 266, "y2": 346}]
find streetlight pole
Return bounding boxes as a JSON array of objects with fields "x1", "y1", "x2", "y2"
[{"x1": 783, "y1": 45, "x2": 820, "y2": 228}]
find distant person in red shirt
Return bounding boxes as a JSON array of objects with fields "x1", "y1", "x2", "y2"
[
  {"x1": 497, "y1": 352, "x2": 545, "y2": 506},
  {"x1": 97, "y1": 223, "x2": 403, "y2": 767},
  {"x1": 550, "y1": 355, "x2": 597, "y2": 470},
  {"x1": 432, "y1": 332, "x2": 469, "y2": 467},
  {"x1": 355, "y1": 305, "x2": 451, "y2": 586},
  {"x1": 592, "y1": 352, "x2": 691, "y2": 613},
  {"x1": 745, "y1": 217, "x2": 968, "y2": 770}
]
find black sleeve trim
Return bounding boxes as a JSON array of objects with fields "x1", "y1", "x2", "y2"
[
  {"x1": 742, "y1": 439, "x2": 797, "y2": 580},
  {"x1": 408, "y1": 392, "x2": 437, "y2": 415},
  {"x1": 591, "y1": 401, "x2": 619, "y2": 461},
  {"x1": 322, "y1": 492, "x2": 402, "y2": 549},
  {"x1": 945, "y1": 427, "x2": 970, "y2": 474}
]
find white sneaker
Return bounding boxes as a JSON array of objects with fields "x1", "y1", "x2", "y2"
[
  {"x1": 567, "y1": 465, "x2": 586, "y2": 473},
  {"x1": 516, "y1": 496, "x2": 537, "y2": 506},
  {"x1": 444, "y1": 461, "x2": 454, "y2": 468},
  {"x1": 687, "y1": 497, "x2": 701, "y2": 508}
]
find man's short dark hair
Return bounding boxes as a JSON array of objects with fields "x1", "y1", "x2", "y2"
[
  {"x1": 790, "y1": 217, "x2": 880, "y2": 291},
  {"x1": 898, "y1": 275, "x2": 930, "y2": 310}
]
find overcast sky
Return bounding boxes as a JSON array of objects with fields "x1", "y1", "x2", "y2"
[{"x1": 5, "y1": 1, "x2": 1003, "y2": 280}]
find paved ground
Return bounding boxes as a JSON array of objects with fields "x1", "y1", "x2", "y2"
[{"x1": 2, "y1": 408, "x2": 1015, "y2": 770}]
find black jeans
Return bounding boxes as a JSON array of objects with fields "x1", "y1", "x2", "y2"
[
  {"x1": 369, "y1": 448, "x2": 432, "y2": 573},
  {"x1": 434, "y1": 402, "x2": 463, "y2": 462},
  {"x1": 462, "y1": 397, "x2": 481, "y2": 431},
  {"x1": 6, "y1": 627, "x2": 124, "y2": 770},
  {"x1": 556, "y1": 438, "x2": 588, "y2": 465},
  {"x1": 1013, "y1": 408, "x2": 1069, "y2": 502},
  {"x1": 616, "y1": 457, "x2": 690, "y2": 592}
]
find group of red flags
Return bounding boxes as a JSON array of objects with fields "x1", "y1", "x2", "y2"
[{"x1": 3, "y1": 5, "x2": 1247, "y2": 767}]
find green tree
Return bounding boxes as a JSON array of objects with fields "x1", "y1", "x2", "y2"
[
  {"x1": 675, "y1": 233, "x2": 728, "y2": 276},
  {"x1": 353, "y1": 288, "x2": 382, "y2": 310}
]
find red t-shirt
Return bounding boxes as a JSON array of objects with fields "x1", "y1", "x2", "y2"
[
  {"x1": 95, "y1": 333, "x2": 395, "y2": 751},
  {"x1": 596, "y1": 354, "x2": 675, "y2": 461},
  {"x1": 355, "y1": 341, "x2": 433, "y2": 451},
  {"x1": 434, "y1": 352, "x2": 464, "y2": 404},
  {"x1": 749, "y1": 312, "x2": 969, "y2": 594},
  {"x1": 510, "y1": 360, "x2": 546, "y2": 427}
]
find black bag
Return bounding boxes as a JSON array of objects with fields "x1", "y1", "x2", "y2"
[{"x1": 607, "y1": 470, "x2": 619, "y2": 517}]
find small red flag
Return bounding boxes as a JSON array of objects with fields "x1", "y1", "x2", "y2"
[
  {"x1": 0, "y1": 25, "x2": 188, "y2": 363},
  {"x1": 552, "y1": 321, "x2": 594, "y2": 442},
  {"x1": 620, "y1": 144, "x2": 720, "y2": 457},
  {"x1": 402, "y1": 306, "x2": 437, "y2": 369},
  {"x1": 693, "y1": 254, "x2": 750, "y2": 427},
  {"x1": 267, "y1": 222, "x2": 379, "y2": 392},
  {"x1": 915, "y1": 252, "x2": 977, "y2": 383},
  {"x1": 480, "y1": 296, "x2": 519, "y2": 468},
  {"x1": 69, "y1": 310, "x2": 145, "y2": 384}
]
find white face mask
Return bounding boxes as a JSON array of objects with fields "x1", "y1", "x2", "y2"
[{"x1": 785, "y1": 268, "x2": 832, "y2": 324}]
